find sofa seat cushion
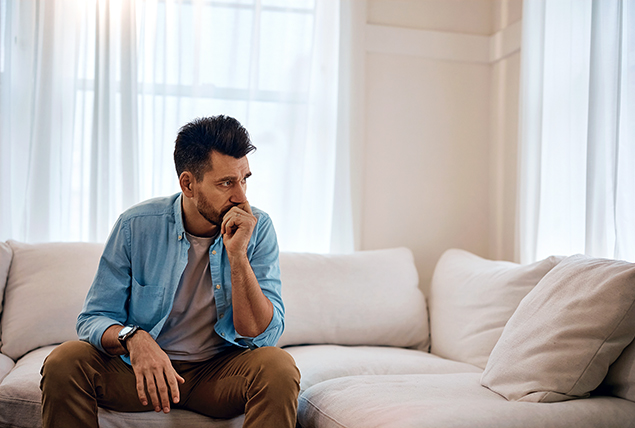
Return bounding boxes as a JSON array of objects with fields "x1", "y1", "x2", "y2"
[
  {"x1": 285, "y1": 345, "x2": 480, "y2": 393},
  {"x1": 0, "y1": 346, "x2": 55, "y2": 428},
  {"x1": 0, "y1": 345, "x2": 243, "y2": 428},
  {"x1": 98, "y1": 409, "x2": 243, "y2": 428},
  {"x1": 298, "y1": 373, "x2": 635, "y2": 428},
  {"x1": 0, "y1": 353, "x2": 14, "y2": 384}
]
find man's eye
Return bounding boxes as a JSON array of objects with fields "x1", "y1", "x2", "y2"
[{"x1": 222, "y1": 181, "x2": 232, "y2": 187}]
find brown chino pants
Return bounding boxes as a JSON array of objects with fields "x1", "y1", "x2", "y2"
[{"x1": 40, "y1": 341, "x2": 301, "y2": 428}]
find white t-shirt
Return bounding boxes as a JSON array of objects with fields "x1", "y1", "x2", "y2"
[{"x1": 157, "y1": 233, "x2": 229, "y2": 361}]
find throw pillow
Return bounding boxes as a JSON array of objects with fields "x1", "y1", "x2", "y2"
[
  {"x1": 481, "y1": 254, "x2": 635, "y2": 402},
  {"x1": 429, "y1": 249, "x2": 562, "y2": 368},
  {"x1": 597, "y1": 339, "x2": 635, "y2": 401}
]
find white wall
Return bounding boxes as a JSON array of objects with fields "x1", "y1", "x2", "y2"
[
  {"x1": 489, "y1": 0, "x2": 523, "y2": 262},
  {"x1": 353, "y1": 0, "x2": 522, "y2": 295}
]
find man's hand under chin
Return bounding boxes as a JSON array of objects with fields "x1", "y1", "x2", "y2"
[{"x1": 221, "y1": 202, "x2": 257, "y2": 257}]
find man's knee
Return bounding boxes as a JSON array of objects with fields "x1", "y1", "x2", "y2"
[
  {"x1": 250, "y1": 347, "x2": 301, "y2": 393},
  {"x1": 41, "y1": 341, "x2": 101, "y2": 388}
]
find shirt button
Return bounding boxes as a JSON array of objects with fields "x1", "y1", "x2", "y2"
[
  {"x1": 221, "y1": 332, "x2": 225, "y2": 337},
  {"x1": 216, "y1": 284, "x2": 221, "y2": 290},
  {"x1": 219, "y1": 313, "x2": 224, "y2": 319},
  {"x1": 212, "y1": 250, "x2": 216, "y2": 255},
  {"x1": 178, "y1": 234, "x2": 182, "y2": 240}
]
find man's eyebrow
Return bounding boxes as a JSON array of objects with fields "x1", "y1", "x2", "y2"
[{"x1": 217, "y1": 172, "x2": 252, "y2": 182}]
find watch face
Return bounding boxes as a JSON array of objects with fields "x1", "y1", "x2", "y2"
[{"x1": 119, "y1": 326, "x2": 134, "y2": 337}]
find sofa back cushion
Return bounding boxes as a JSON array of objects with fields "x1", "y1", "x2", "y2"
[
  {"x1": 277, "y1": 248, "x2": 429, "y2": 350},
  {"x1": 1, "y1": 242, "x2": 428, "y2": 358},
  {"x1": 1, "y1": 241, "x2": 104, "y2": 360},
  {"x1": 429, "y1": 249, "x2": 562, "y2": 369},
  {"x1": 0, "y1": 242, "x2": 12, "y2": 349}
]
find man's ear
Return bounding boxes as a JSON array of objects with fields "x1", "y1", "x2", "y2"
[{"x1": 179, "y1": 172, "x2": 195, "y2": 197}]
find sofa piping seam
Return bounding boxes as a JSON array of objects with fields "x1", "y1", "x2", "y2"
[
  {"x1": 300, "y1": 396, "x2": 348, "y2": 428},
  {"x1": 0, "y1": 395, "x2": 40, "y2": 405}
]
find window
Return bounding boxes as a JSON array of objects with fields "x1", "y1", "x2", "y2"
[{"x1": 0, "y1": 0, "x2": 343, "y2": 252}]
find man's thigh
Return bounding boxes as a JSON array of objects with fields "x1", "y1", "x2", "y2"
[
  {"x1": 176, "y1": 346, "x2": 299, "y2": 419},
  {"x1": 43, "y1": 340, "x2": 153, "y2": 413},
  {"x1": 94, "y1": 352, "x2": 155, "y2": 413}
]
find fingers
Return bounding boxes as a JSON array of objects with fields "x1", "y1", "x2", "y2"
[
  {"x1": 137, "y1": 369, "x2": 164, "y2": 412},
  {"x1": 177, "y1": 372, "x2": 186, "y2": 384},
  {"x1": 220, "y1": 213, "x2": 230, "y2": 236},
  {"x1": 134, "y1": 367, "x2": 184, "y2": 413},
  {"x1": 237, "y1": 201, "x2": 253, "y2": 215},
  {"x1": 135, "y1": 371, "x2": 149, "y2": 407},
  {"x1": 156, "y1": 374, "x2": 172, "y2": 413},
  {"x1": 221, "y1": 215, "x2": 239, "y2": 237},
  {"x1": 134, "y1": 366, "x2": 160, "y2": 411},
  {"x1": 221, "y1": 207, "x2": 244, "y2": 237},
  {"x1": 167, "y1": 369, "x2": 185, "y2": 405},
  {"x1": 221, "y1": 204, "x2": 254, "y2": 234}
]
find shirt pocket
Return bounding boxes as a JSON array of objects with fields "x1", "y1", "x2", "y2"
[{"x1": 129, "y1": 277, "x2": 165, "y2": 329}]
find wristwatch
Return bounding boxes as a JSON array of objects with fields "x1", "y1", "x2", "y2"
[{"x1": 118, "y1": 325, "x2": 140, "y2": 352}]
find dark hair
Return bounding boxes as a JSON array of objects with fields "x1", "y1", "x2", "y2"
[{"x1": 174, "y1": 115, "x2": 256, "y2": 181}]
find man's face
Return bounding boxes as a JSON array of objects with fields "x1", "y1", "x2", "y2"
[{"x1": 193, "y1": 151, "x2": 251, "y2": 227}]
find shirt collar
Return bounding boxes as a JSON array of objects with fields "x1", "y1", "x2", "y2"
[{"x1": 173, "y1": 193, "x2": 187, "y2": 241}]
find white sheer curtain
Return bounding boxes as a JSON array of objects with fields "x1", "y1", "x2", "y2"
[
  {"x1": 0, "y1": 0, "x2": 348, "y2": 253},
  {"x1": 517, "y1": 0, "x2": 635, "y2": 263}
]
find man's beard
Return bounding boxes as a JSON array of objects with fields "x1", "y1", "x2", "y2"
[{"x1": 196, "y1": 193, "x2": 231, "y2": 227}]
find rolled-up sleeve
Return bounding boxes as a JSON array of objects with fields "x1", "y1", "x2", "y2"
[{"x1": 76, "y1": 216, "x2": 132, "y2": 353}]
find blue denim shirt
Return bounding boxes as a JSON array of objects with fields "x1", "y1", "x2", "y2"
[{"x1": 77, "y1": 193, "x2": 284, "y2": 357}]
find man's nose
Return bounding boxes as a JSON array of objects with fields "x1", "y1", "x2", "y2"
[{"x1": 230, "y1": 183, "x2": 247, "y2": 203}]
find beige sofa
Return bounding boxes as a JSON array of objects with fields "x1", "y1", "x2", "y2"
[{"x1": 1, "y1": 241, "x2": 635, "y2": 428}]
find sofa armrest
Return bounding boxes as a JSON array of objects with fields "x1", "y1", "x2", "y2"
[{"x1": 0, "y1": 241, "x2": 13, "y2": 350}]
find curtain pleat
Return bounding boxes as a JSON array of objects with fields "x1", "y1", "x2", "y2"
[{"x1": 518, "y1": 0, "x2": 635, "y2": 263}]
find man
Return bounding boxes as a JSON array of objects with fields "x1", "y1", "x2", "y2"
[{"x1": 40, "y1": 115, "x2": 301, "y2": 428}]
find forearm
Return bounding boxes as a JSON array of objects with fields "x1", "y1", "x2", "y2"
[
  {"x1": 229, "y1": 253, "x2": 274, "y2": 338},
  {"x1": 101, "y1": 324, "x2": 128, "y2": 356}
]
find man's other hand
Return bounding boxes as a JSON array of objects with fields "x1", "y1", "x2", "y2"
[
  {"x1": 221, "y1": 202, "x2": 256, "y2": 257},
  {"x1": 127, "y1": 330, "x2": 185, "y2": 413}
]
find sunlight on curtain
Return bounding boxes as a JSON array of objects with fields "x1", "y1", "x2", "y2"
[
  {"x1": 0, "y1": 0, "x2": 345, "y2": 253},
  {"x1": 518, "y1": 0, "x2": 635, "y2": 263}
]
